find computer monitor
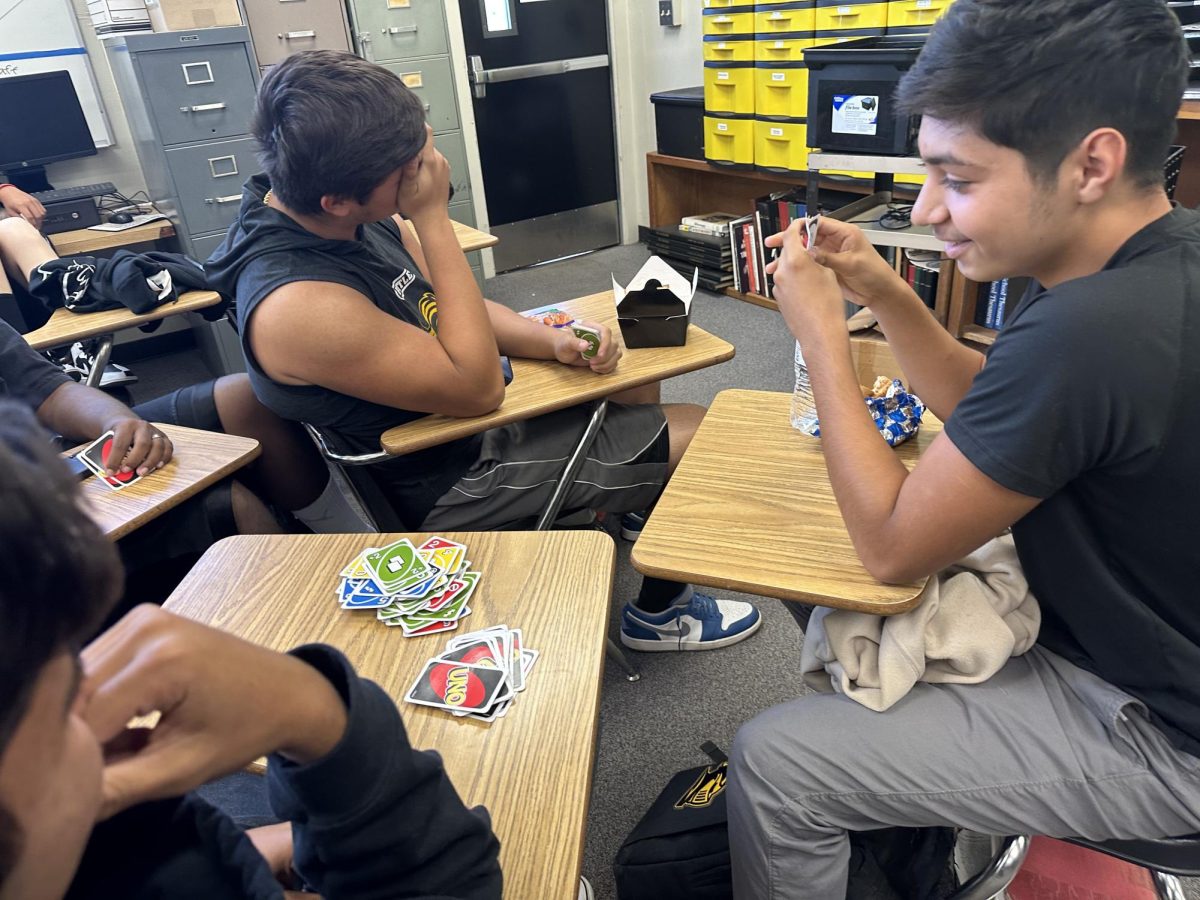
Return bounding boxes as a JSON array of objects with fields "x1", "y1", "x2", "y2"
[{"x1": 0, "y1": 71, "x2": 97, "y2": 193}]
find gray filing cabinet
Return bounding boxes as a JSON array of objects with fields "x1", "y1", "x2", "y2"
[
  {"x1": 346, "y1": 0, "x2": 482, "y2": 285},
  {"x1": 241, "y1": 0, "x2": 352, "y2": 71},
  {"x1": 104, "y1": 26, "x2": 258, "y2": 373}
]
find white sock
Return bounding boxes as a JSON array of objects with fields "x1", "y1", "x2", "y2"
[{"x1": 293, "y1": 473, "x2": 371, "y2": 534}]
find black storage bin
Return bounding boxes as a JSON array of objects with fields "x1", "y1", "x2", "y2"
[
  {"x1": 651, "y1": 87, "x2": 706, "y2": 160},
  {"x1": 804, "y1": 36, "x2": 924, "y2": 155},
  {"x1": 1170, "y1": 1, "x2": 1200, "y2": 27}
]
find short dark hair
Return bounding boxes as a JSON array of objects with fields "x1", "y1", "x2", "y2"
[
  {"x1": 897, "y1": 0, "x2": 1188, "y2": 187},
  {"x1": 0, "y1": 404, "x2": 121, "y2": 752},
  {"x1": 252, "y1": 50, "x2": 428, "y2": 214}
]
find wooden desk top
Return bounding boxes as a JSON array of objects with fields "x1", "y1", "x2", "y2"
[
  {"x1": 380, "y1": 291, "x2": 735, "y2": 455},
  {"x1": 453, "y1": 219, "x2": 499, "y2": 253},
  {"x1": 163, "y1": 530, "x2": 614, "y2": 900},
  {"x1": 23, "y1": 291, "x2": 225, "y2": 351},
  {"x1": 77, "y1": 423, "x2": 260, "y2": 540},
  {"x1": 1180, "y1": 100, "x2": 1200, "y2": 121},
  {"x1": 49, "y1": 220, "x2": 177, "y2": 256},
  {"x1": 632, "y1": 389, "x2": 943, "y2": 614}
]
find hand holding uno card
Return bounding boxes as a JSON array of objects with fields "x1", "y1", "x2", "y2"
[{"x1": 77, "y1": 431, "x2": 144, "y2": 491}]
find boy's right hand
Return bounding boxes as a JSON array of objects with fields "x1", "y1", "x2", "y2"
[
  {"x1": 396, "y1": 125, "x2": 451, "y2": 226},
  {"x1": 806, "y1": 217, "x2": 910, "y2": 309},
  {"x1": 80, "y1": 605, "x2": 349, "y2": 821}
]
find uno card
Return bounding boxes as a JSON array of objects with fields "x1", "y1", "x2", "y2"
[
  {"x1": 341, "y1": 579, "x2": 392, "y2": 610},
  {"x1": 403, "y1": 618, "x2": 464, "y2": 637},
  {"x1": 78, "y1": 431, "x2": 142, "y2": 491},
  {"x1": 509, "y1": 629, "x2": 525, "y2": 691},
  {"x1": 570, "y1": 323, "x2": 602, "y2": 360},
  {"x1": 804, "y1": 213, "x2": 821, "y2": 249},
  {"x1": 418, "y1": 537, "x2": 467, "y2": 575},
  {"x1": 340, "y1": 551, "x2": 377, "y2": 580},
  {"x1": 520, "y1": 648, "x2": 539, "y2": 684},
  {"x1": 438, "y1": 637, "x2": 502, "y2": 669},
  {"x1": 467, "y1": 698, "x2": 511, "y2": 723},
  {"x1": 365, "y1": 538, "x2": 432, "y2": 592},
  {"x1": 427, "y1": 571, "x2": 479, "y2": 613},
  {"x1": 405, "y1": 659, "x2": 507, "y2": 713}
]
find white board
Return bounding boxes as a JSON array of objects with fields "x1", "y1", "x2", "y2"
[{"x1": 0, "y1": 0, "x2": 113, "y2": 147}]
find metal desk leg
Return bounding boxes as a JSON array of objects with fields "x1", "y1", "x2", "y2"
[
  {"x1": 532, "y1": 399, "x2": 642, "y2": 682},
  {"x1": 534, "y1": 398, "x2": 609, "y2": 532},
  {"x1": 84, "y1": 336, "x2": 114, "y2": 388}
]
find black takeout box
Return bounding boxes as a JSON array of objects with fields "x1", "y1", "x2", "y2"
[{"x1": 613, "y1": 256, "x2": 698, "y2": 349}]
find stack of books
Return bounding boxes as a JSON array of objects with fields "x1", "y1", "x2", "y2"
[
  {"x1": 974, "y1": 276, "x2": 1030, "y2": 330},
  {"x1": 638, "y1": 213, "x2": 735, "y2": 291}
]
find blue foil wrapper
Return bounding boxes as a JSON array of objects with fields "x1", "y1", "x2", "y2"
[{"x1": 811, "y1": 379, "x2": 925, "y2": 447}]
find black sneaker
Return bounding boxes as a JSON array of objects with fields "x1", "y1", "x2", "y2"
[{"x1": 620, "y1": 510, "x2": 648, "y2": 541}]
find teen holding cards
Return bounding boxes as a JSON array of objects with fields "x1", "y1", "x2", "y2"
[
  {"x1": 0, "y1": 403, "x2": 502, "y2": 899},
  {"x1": 727, "y1": 1, "x2": 1200, "y2": 896},
  {"x1": 206, "y1": 51, "x2": 762, "y2": 652}
]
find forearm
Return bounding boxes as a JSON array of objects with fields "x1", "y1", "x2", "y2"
[
  {"x1": 869, "y1": 280, "x2": 984, "y2": 420},
  {"x1": 485, "y1": 300, "x2": 557, "y2": 358},
  {"x1": 36, "y1": 381, "x2": 137, "y2": 441},
  {"x1": 270, "y1": 646, "x2": 502, "y2": 899},
  {"x1": 804, "y1": 329, "x2": 912, "y2": 580},
  {"x1": 411, "y1": 214, "x2": 503, "y2": 395}
]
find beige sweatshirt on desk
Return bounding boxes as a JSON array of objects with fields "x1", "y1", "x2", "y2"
[{"x1": 800, "y1": 535, "x2": 1041, "y2": 711}]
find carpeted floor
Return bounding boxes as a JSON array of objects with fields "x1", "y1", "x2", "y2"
[{"x1": 120, "y1": 243, "x2": 1199, "y2": 899}]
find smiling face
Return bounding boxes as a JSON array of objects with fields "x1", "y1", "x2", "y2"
[
  {"x1": 911, "y1": 116, "x2": 1074, "y2": 285},
  {"x1": 0, "y1": 652, "x2": 103, "y2": 900}
]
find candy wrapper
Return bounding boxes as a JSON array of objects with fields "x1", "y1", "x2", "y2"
[{"x1": 811, "y1": 376, "x2": 925, "y2": 448}]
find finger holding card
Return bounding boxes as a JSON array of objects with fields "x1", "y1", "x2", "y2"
[{"x1": 106, "y1": 418, "x2": 172, "y2": 476}]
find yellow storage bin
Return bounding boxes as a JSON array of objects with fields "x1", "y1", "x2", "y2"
[
  {"x1": 753, "y1": 2, "x2": 816, "y2": 34},
  {"x1": 754, "y1": 118, "x2": 809, "y2": 174},
  {"x1": 810, "y1": 27, "x2": 885, "y2": 45},
  {"x1": 706, "y1": 115, "x2": 755, "y2": 167},
  {"x1": 814, "y1": 0, "x2": 889, "y2": 32},
  {"x1": 755, "y1": 63, "x2": 809, "y2": 120},
  {"x1": 755, "y1": 33, "x2": 815, "y2": 62},
  {"x1": 704, "y1": 63, "x2": 756, "y2": 115},
  {"x1": 703, "y1": 7, "x2": 757, "y2": 36},
  {"x1": 888, "y1": 0, "x2": 952, "y2": 34},
  {"x1": 705, "y1": 35, "x2": 757, "y2": 63}
]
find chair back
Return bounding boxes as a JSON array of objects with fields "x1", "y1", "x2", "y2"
[{"x1": 301, "y1": 423, "x2": 410, "y2": 532}]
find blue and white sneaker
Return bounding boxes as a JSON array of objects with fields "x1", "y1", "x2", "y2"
[
  {"x1": 620, "y1": 588, "x2": 762, "y2": 652},
  {"x1": 619, "y1": 510, "x2": 648, "y2": 541}
]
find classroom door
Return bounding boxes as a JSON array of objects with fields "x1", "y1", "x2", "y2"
[{"x1": 459, "y1": 0, "x2": 619, "y2": 271}]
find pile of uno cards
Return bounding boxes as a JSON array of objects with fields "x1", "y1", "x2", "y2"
[
  {"x1": 75, "y1": 430, "x2": 145, "y2": 491},
  {"x1": 338, "y1": 536, "x2": 479, "y2": 636},
  {"x1": 405, "y1": 625, "x2": 538, "y2": 723},
  {"x1": 521, "y1": 304, "x2": 602, "y2": 360}
]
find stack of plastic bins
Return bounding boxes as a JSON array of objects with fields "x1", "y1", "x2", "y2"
[
  {"x1": 753, "y1": 8, "x2": 813, "y2": 178},
  {"x1": 704, "y1": 3, "x2": 758, "y2": 168},
  {"x1": 886, "y1": 0, "x2": 954, "y2": 36},
  {"x1": 812, "y1": 0, "x2": 888, "y2": 46}
]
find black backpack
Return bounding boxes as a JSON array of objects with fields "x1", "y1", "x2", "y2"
[{"x1": 614, "y1": 743, "x2": 956, "y2": 900}]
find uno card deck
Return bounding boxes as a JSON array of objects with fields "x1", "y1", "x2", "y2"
[
  {"x1": 804, "y1": 213, "x2": 821, "y2": 249},
  {"x1": 77, "y1": 431, "x2": 143, "y2": 491},
  {"x1": 570, "y1": 323, "x2": 602, "y2": 359},
  {"x1": 405, "y1": 659, "x2": 507, "y2": 713}
]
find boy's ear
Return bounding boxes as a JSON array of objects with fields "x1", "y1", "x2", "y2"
[
  {"x1": 319, "y1": 194, "x2": 357, "y2": 219},
  {"x1": 1072, "y1": 127, "x2": 1126, "y2": 205}
]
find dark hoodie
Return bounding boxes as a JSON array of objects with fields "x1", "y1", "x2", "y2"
[{"x1": 205, "y1": 175, "x2": 481, "y2": 527}]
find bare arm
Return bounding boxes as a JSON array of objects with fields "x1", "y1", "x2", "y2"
[
  {"x1": 37, "y1": 382, "x2": 173, "y2": 475},
  {"x1": 808, "y1": 217, "x2": 985, "y2": 419},
  {"x1": 768, "y1": 222, "x2": 1038, "y2": 582}
]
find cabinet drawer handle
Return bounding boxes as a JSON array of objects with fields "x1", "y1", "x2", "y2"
[
  {"x1": 180, "y1": 102, "x2": 227, "y2": 113},
  {"x1": 208, "y1": 155, "x2": 239, "y2": 178},
  {"x1": 206, "y1": 194, "x2": 243, "y2": 204},
  {"x1": 181, "y1": 61, "x2": 214, "y2": 85},
  {"x1": 383, "y1": 24, "x2": 418, "y2": 34},
  {"x1": 279, "y1": 30, "x2": 316, "y2": 39}
]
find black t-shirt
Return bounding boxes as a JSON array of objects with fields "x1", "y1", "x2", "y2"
[
  {"x1": 207, "y1": 176, "x2": 480, "y2": 528},
  {"x1": 945, "y1": 205, "x2": 1200, "y2": 754},
  {"x1": 0, "y1": 317, "x2": 70, "y2": 409}
]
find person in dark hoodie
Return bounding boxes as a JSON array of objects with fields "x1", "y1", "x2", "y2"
[
  {"x1": 205, "y1": 50, "x2": 763, "y2": 654},
  {"x1": 0, "y1": 400, "x2": 502, "y2": 899}
]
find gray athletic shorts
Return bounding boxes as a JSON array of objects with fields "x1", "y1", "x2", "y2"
[{"x1": 420, "y1": 401, "x2": 669, "y2": 531}]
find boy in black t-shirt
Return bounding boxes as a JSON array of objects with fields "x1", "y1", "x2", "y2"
[{"x1": 728, "y1": 1, "x2": 1200, "y2": 896}]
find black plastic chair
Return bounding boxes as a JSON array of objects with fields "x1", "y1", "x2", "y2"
[{"x1": 947, "y1": 832, "x2": 1200, "y2": 900}]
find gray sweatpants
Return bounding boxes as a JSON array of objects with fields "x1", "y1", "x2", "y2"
[{"x1": 727, "y1": 645, "x2": 1200, "y2": 898}]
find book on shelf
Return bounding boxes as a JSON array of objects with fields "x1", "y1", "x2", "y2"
[
  {"x1": 898, "y1": 249, "x2": 940, "y2": 310},
  {"x1": 728, "y1": 214, "x2": 752, "y2": 293},
  {"x1": 974, "y1": 276, "x2": 1031, "y2": 330},
  {"x1": 679, "y1": 212, "x2": 739, "y2": 237}
]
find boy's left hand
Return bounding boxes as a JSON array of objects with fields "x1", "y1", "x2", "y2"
[
  {"x1": 551, "y1": 320, "x2": 621, "y2": 374},
  {"x1": 766, "y1": 220, "x2": 847, "y2": 346}
]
